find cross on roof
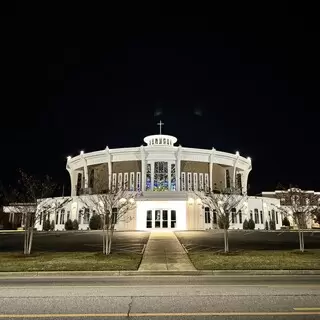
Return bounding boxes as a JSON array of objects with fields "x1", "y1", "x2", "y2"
[{"x1": 157, "y1": 120, "x2": 164, "y2": 134}]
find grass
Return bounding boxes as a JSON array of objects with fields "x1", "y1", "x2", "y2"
[
  {"x1": 0, "y1": 252, "x2": 142, "y2": 272},
  {"x1": 188, "y1": 250, "x2": 320, "y2": 270}
]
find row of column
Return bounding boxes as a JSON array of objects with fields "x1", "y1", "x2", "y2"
[{"x1": 68, "y1": 146, "x2": 250, "y2": 196}]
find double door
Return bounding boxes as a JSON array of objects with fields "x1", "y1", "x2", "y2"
[{"x1": 146, "y1": 209, "x2": 177, "y2": 229}]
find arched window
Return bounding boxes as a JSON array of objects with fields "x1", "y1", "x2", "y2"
[{"x1": 205, "y1": 207, "x2": 210, "y2": 224}]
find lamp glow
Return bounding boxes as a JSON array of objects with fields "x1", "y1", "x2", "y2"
[{"x1": 80, "y1": 150, "x2": 84, "y2": 155}]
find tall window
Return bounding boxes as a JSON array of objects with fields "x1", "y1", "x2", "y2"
[
  {"x1": 78, "y1": 210, "x2": 83, "y2": 224},
  {"x1": 60, "y1": 209, "x2": 65, "y2": 225},
  {"x1": 181, "y1": 172, "x2": 186, "y2": 191},
  {"x1": 124, "y1": 173, "x2": 128, "y2": 189},
  {"x1": 146, "y1": 164, "x2": 151, "y2": 190},
  {"x1": 238, "y1": 210, "x2": 242, "y2": 224},
  {"x1": 112, "y1": 173, "x2": 117, "y2": 188},
  {"x1": 213, "y1": 210, "x2": 217, "y2": 224},
  {"x1": 153, "y1": 162, "x2": 168, "y2": 191},
  {"x1": 236, "y1": 173, "x2": 242, "y2": 191},
  {"x1": 112, "y1": 208, "x2": 118, "y2": 224},
  {"x1": 271, "y1": 209, "x2": 275, "y2": 221},
  {"x1": 187, "y1": 172, "x2": 192, "y2": 191},
  {"x1": 193, "y1": 173, "x2": 198, "y2": 191},
  {"x1": 136, "y1": 172, "x2": 141, "y2": 191},
  {"x1": 204, "y1": 173, "x2": 209, "y2": 192},
  {"x1": 55, "y1": 212, "x2": 59, "y2": 224},
  {"x1": 118, "y1": 173, "x2": 123, "y2": 189},
  {"x1": 231, "y1": 208, "x2": 237, "y2": 224},
  {"x1": 250, "y1": 210, "x2": 253, "y2": 220},
  {"x1": 226, "y1": 170, "x2": 231, "y2": 188},
  {"x1": 130, "y1": 172, "x2": 135, "y2": 191},
  {"x1": 76, "y1": 173, "x2": 82, "y2": 195},
  {"x1": 205, "y1": 207, "x2": 210, "y2": 223},
  {"x1": 254, "y1": 208, "x2": 259, "y2": 224},
  {"x1": 260, "y1": 210, "x2": 263, "y2": 224},
  {"x1": 170, "y1": 164, "x2": 176, "y2": 191},
  {"x1": 199, "y1": 173, "x2": 204, "y2": 191},
  {"x1": 275, "y1": 211, "x2": 278, "y2": 224}
]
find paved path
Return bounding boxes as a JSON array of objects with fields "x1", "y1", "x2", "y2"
[{"x1": 138, "y1": 231, "x2": 196, "y2": 271}]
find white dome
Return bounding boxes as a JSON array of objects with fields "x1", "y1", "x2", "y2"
[{"x1": 143, "y1": 134, "x2": 177, "y2": 147}]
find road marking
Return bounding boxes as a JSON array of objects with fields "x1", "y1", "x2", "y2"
[
  {"x1": 294, "y1": 307, "x2": 320, "y2": 311},
  {"x1": 1, "y1": 284, "x2": 320, "y2": 289},
  {"x1": 1, "y1": 311, "x2": 320, "y2": 318}
]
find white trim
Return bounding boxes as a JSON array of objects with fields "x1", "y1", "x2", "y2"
[
  {"x1": 187, "y1": 172, "x2": 192, "y2": 191},
  {"x1": 181, "y1": 172, "x2": 186, "y2": 191},
  {"x1": 193, "y1": 172, "x2": 198, "y2": 191},
  {"x1": 204, "y1": 173, "x2": 209, "y2": 192},
  {"x1": 199, "y1": 173, "x2": 204, "y2": 191},
  {"x1": 136, "y1": 172, "x2": 141, "y2": 191}
]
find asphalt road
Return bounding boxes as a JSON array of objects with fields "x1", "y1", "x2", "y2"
[
  {"x1": 175, "y1": 230, "x2": 320, "y2": 251},
  {"x1": 0, "y1": 231, "x2": 150, "y2": 253},
  {"x1": 0, "y1": 275, "x2": 319, "y2": 319}
]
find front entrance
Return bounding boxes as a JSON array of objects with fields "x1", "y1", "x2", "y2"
[{"x1": 146, "y1": 209, "x2": 177, "y2": 229}]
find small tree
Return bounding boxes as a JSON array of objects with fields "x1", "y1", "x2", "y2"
[
  {"x1": 89, "y1": 214, "x2": 102, "y2": 230},
  {"x1": 275, "y1": 186, "x2": 318, "y2": 252},
  {"x1": 282, "y1": 216, "x2": 290, "y2": 227},
  {"x1": 195, "y1": 186, "x2": 247, "y2": 253},
  {"x1": 65, "y1": 219, "x2": 73, "y2": 230},
  {"x1": 72, "y1": 219, "x2": 79, "y2": 230},
  {"x1": 43, "y1": 219, "x2": 50, "y2": 231},
  {"x1": 1, "y1": 170, "x2": 62, "y2": 254},
  {"x1": 80, "y1": 179, "x2": 137, "y2": 255},
  {"x1": 265, "y1": 221, "x2": 269, "y2": 230},
  {"x1": 50, "y1": 220, "x2": 55, "y2": 231},
  {"x1": 242, "y1": 219, "x2": 249, "y2": 230},
  {"x1": 248, "y1": 218, "x2": 255, "y2": 230}
]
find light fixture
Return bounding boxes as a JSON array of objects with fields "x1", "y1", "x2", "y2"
[
  {"x1": 247, "y1": 156, "x2": 251, "y2": 161},
  {"x1": 67, "y1": 156, "x2": 71, "y2": 161},
  {"x1": 236, "y1": 151, "x2": 239, "y2": 156},
  {"x1": 80, "y1": 150, "x2": 84, "y2": 155}
]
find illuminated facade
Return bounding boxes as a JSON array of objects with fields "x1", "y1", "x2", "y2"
[{"x1": 33, "y1": 124, "x2": 284, "y2": 231}]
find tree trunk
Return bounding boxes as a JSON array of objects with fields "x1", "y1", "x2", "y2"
[
  {"x1": 301, "y1": 229, "x2": 305, "y2": 252},
  {"x1": 298, "y1": 227, "x2": 304, "y2": 253},
  {"x1": 23, "y1": 228, "x2": 28, "y2": 255},
  {"x1": 102, "y1": 228, "x2": 106, "y2": 254},
  {"x1": 27, "y1": 227, "x2": 34, "y2": 254},
  {"x1": 105, "y1": 229, "x2": 112, "y2": 255},
  {"x1": 223, "y1": 229, "x2": 229, "y2": 253}
]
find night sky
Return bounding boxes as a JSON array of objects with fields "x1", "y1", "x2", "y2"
[{"x1": 1, "y1": 11, "x2": 319, "y2": 196}]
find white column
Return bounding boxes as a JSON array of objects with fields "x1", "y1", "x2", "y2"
[
  {"x1": 168, "y1": 161, "x2": 171, "y2": 190},
  {"x1": 140, "y1": 146, "x2": 146, "y2": 192},
  {"x1": 81, "y1": 153, "x2": 88, "y2": 190},
  {"x1": 176, "y1": 145, "x2": 182, "y2": 191},
  {"x1": 242, "y1": 169, "x2": 251, "y2": 194},
  {"x1": 233, "y1": 152, "x2": 240, "y2": 188},
  {"x1": 106, "y1": 146, "x2": 112, "y2": 190},
  {"x1": 67, "y1": 168, "x2": 77, "y2": 196},
  {"x1": 209, "y1": 148, "x2": 215, "y2": 191}
]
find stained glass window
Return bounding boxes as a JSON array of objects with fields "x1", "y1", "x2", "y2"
[
  {"x1": 146, "y1": 164, "x2": 151, "y2": 190},
  {"x1": 170, "y1": 164, "x2": 176, "y2": 191},
  {"x1": 153, "y1": 162, "x2": 168, "y2": 191}
]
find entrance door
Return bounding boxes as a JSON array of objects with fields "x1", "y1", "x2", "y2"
[{"x1": 146, "y1": 209, "x2": 171, "y2": 229}]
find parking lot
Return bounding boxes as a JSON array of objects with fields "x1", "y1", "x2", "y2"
[
  {"x1": 0, "y1": 231, "x2": 150, "y2": 253},
  {"x1": 175, "y1": 230, "x2": 320, "y2": 252}
]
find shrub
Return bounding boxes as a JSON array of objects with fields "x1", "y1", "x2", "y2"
[
  {"x1": 65, "y1": 219, "x2": 73, "y2": 230},
  {"x1": 72, "y1": 219, "x2": 79, "y2": 230},
  {"x1": 89, "y1": 214, "x2": 102, "y2": 230},
  {"x1": 43, "y1": 220, "x2": 50, "y2": 231},
  {"x1": 282, "y1": 216, "x2": 290, "y2": 227},
  {"x1": 50, "y1": 220, "x2": 55, "y2": 231},
  {"x1": 242, "y1": 219, "x2": 249, "y2": 230},
  {"x1": 248, "y1": 218, "x2": 255, "y2": 230},
  {"x1": 265, "y1": 221, "x2": 269, "y2": 230},
  {"x1": 269, "y1": 220, "x2": 276, "y2": 230}
]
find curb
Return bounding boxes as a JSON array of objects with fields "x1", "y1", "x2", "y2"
[{"x1": 1, "y1": 269, "x2": 320, "y2": 277}]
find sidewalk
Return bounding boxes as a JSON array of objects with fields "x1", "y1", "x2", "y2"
[{"x1": 138, "y1": 231, "x2": 196, "y2": 271}]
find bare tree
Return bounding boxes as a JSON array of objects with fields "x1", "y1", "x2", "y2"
[
  {"x1": 195, "y1": 186, "x2": 247, "y2": 253},
  {"x1": 275, "y1": 186, "x2": 318, "y2": 252},
  {"x1": 1, "y1": 169, "x2": 70, "y2": 254},
  {"x1": 80, "y1": 179, "x2": 137, "y2": 255}
]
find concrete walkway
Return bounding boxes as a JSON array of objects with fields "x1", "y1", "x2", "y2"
[{"x1": 138, "y1": 231, "x2": 196, "y2": 271}]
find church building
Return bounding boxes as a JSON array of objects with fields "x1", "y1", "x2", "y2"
[{"x1": 33, "y1": 121, "x2": 284, "y2": 231}]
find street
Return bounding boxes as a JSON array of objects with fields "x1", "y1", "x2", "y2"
[{"x1": 0, "y1": 275, "x2": 319, "y2": 319}]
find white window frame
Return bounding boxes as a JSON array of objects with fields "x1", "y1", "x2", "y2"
[
  {"x1": 112, "y1": 173, "x2": 117, "y2": 188},
  {"x1": 130, "y1": 172, "x2": 135, "y2": 191},
  {"x1": 124, "y1": 172, "x2": 129, "y2": 189},
  {"x1": 181, "y1": 172, "x2": 186, "y2": 191},
  {"x1": 187, "y1": 172, "x2": 192, "y2": 191},
  {"x1": 204, "y1": 173, "x2": 209, "y2": 192},
  {"x1": 136, "y1": 172, "x2": 141, "y2": 191},
  {"x1": 118, "y1": 173, "x2": 123, "y2": 188},
  {"x1": 193, "y1": 172, "x2": 198, "y2": 191},
  {"x1": 199, "y1": 173, "x2": 204, "y2": 191}
]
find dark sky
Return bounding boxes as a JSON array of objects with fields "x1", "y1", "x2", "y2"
[{"x1": 1, "y1": 9, "x2": 319, "y2": 196}]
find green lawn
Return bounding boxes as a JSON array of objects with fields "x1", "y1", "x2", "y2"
[
  {"x1": 0, "y1": 252, "x2": 142, "y2": 272},
  {"x1": 188, "y1": 250, "x2": 320, "y2": 270}
]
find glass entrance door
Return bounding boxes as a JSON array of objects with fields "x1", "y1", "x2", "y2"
[{"x1": 146, "y1": 209, "x2": 171, "y2": 229}]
